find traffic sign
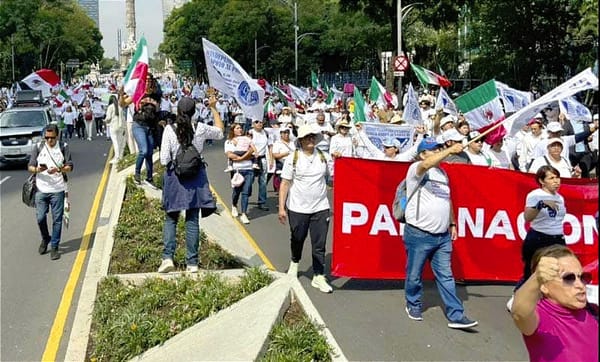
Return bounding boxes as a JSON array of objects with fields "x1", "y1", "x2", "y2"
[
  {"x1": 393, "y1": 71, "x2": 404, "y2": 77},
  {"x1": 394, "y1": 55, "x2": 409, "y2": 71}
]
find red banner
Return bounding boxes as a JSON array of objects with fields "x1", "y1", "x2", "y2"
[{"x1": 332, "y1": 158, "x2": 598, "y2": 281}]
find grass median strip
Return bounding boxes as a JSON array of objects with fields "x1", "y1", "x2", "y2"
[
  {"x1": 88, "y1": 268, "x2": 273, "y2": 361},
  {"x1": 260, "y1": 299, "x2": 333, "y2": 362},
  {"x1": 110, "y1": 176, "x2": 241, "y2": 273}
]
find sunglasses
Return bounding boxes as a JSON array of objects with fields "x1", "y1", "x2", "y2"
[
  {"x1": 44, "y1": 136, "x2": 57, "y2": 140},
  {"x1": 253, "y1": 120, "x2": 262, "y2": 124},
  {"x1": 561, "y1": 272, "x2": 592, "y2": 285},
  {"x1": 474, "y1": 139, "x2": 484, "y2": 143}
]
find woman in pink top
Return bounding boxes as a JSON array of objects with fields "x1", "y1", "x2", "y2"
[{"x1": 511, "y1": 244, "x2": 598, "y2": 362}]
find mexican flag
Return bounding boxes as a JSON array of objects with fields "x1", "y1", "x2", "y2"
[
  {"x1": 123, "y1": 37, "x2": 149, "y2": 107},
  {"x1": 311, "y1": 70, "x2": 325, "y2": 97},
  {"x1": 21, "y1": 69, "x2": 61, "y2": 97},
  {"x1": 353, "y1": 87, "x2": 373, "y2": 123},
  {"x1": 264, "y1": 98, "x2": 276, "y2": 120},
  {"x1": 369, "y1": 76, "x2": 395, "y2": 109},
  {"x1": 54, "y1": 89, "x2": 69, "y2": 107},
  {"x1": 410, "y1": 63, "x2": 452, "y2": 88},
  {"x1": 454, "y1": 79, "x2": 505, "y2": 130},
  {"x1": 274, "y1": 86, "x2": 294, "y2": 108}
]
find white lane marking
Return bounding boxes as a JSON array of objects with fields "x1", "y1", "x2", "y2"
[{"x1": 0, "y1": 176, "x2": 10, "y2": 185}]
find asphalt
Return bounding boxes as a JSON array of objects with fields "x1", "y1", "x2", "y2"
[{"x1": 63, "y1": 157, "x2": 347, "y2": 361}]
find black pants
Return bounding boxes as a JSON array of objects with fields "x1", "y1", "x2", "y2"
[
  {"x1": 521, "y1": 229, "x2": 565, "y2": 281},
  {"x1": 287, "y1": 209, "x2": 330, "y2": 275}
]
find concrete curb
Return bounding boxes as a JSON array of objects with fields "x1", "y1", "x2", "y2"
[{"x1": 64, "y1": 156, "x2": 347, "y2": 361}]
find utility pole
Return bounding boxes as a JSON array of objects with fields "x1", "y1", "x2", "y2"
[
  {"x1": 294, "y1": 1, "x2": 298, "y2": 84},
  {"x1": 11, "y1": 34, "x2": 15, "y2": 83},
  {"x1": 397, "y1": 0, "x2": 403, "y2": 103}
]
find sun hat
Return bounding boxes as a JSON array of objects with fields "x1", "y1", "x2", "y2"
[
  {"x1": 417, "y1": 137, "x2": 443, "y2": 153},
  {"x1": 297, "y1": 124, "x2": 320, "y2": 139},
  {"x1": 546, "y1": 121, "x2": 564, "y2": 133},
  {"x1": 335, "y1": 119, "x2": 351, "y2": 129},
  {"x1": 442, "y1": 128, "x2": 465, "y2": 143},
  {"x1": 382, "y1": 137, "x2": 401, "y2": 149},
  {"x1": 440, "y1": 115, "x2": 456, "y2": 128},
  {"x1": 547, "y1": 138, "x2": 564, "y2": 148}
]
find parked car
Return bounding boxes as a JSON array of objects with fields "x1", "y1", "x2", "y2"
[{"x1": 0, "y1": 91, "x2": 55, "y2": 165}]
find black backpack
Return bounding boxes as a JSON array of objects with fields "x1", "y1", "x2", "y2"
[{"x1": 173, "y1": 142, "x2": 203, "y2": 180}]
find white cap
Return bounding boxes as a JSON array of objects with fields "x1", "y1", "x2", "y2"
[
  {"x1": 546, "y1": 121, "x2": 564, "y2": 133},
  {"x1": 442, "y1": 128, "x2": 465, "y2": 142}
]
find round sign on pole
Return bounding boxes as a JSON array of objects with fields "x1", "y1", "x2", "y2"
[{"x1": 394, "y1": 56, "x2": 409, "y2": 71}]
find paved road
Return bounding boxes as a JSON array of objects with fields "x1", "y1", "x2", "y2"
[
  {"x1": 0, "y1": 136, "x2": 110, "y2": 362},
  {"x1": 201, "y1": 138, "x2": 529, "y2": 361}
]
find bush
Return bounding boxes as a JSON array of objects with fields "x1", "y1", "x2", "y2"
[{"x1": 88, "y1": 268, "x2": 274, "y2": 362}]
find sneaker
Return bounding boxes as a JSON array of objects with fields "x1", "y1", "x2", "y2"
[
  {"x1": 87, "y1": 137, "x2": 92, "y2": 141},
  {"x1": 50, "y1": 247, "x2": 60, "y2": 260},
  {"x1": 133, "y1": 174, "x2": 141, "y2": 185},
  {"x1": 38, "y1": 240, "x2": 49, "y2": 255},
  {"x1": 240, "y1": 213, "x2": 250, "y2": 224},
  {"x1": 186, "y1": 265, "x2": 199, "y2": 273},
  {"x1": 257, "y1": 204, "x2": 270, "y2": 211},
  {"x1": 448, "y1": 316, "x2": 478, "y2": 329},
  {"x1": 224, "y1": 166, "x2": 234, "y2": 172},
  {"x1": 287, "y1": 261, "x2": 299, "y2": 277},
  {"x1": 158, "y1": 259, "x2": 175, "y2": 273},
  {"x1": 311, "y1": 275, "x2": 333, "y2": 293},
  {"x1": 506, "y1": 295, "x2": 514, "y2": 313},
  {"x1": 405, "y1": 306, "x2": 423, "y2": 321},
  {"x1": 231, "y1": 206, "x2": 239, "y2": 218}
]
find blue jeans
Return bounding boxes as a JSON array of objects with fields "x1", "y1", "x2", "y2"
[
  {"x1": 256, "y1": 157, "x2": 268, "y2": 205},
  {"x1": 162, "y1": 208, "x2": 200, "y2": 266},
  {"x1": 403, "y1": 224, "x2": 465, "y2": 322},
  {"x1": 232, "y1": 169, "x2": 254, "y2": 214},
  {"x1": 35, "y1": 191, "x2": 65, "y2": 248},
  {"x1": 132, "y1": 122, "x2": 154, "y2": 181}
]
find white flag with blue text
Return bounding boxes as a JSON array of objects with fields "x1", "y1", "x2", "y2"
[
  {"x1": 202, "y1": 38, "x2": 265, "y2": 121},
  {"x1": 403, "y1": 83, "x2": 422, "y2": 125},
  {"x1": 435, "y1": 87, "x2": 458, "y2": 116},
  {"x1": 559, "y1": 96, "x2": 592, "y2": 122}
]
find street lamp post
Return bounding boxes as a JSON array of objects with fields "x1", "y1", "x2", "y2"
[
  {"x1": 254, "y1": 38, "x2": 270, "y2": 77},
  {"x1": 293, "y1": 1, "x2": 298, "y2": 84},
  {"x1": 397, "y1": 0, "x2": 422, "y2": 102}
]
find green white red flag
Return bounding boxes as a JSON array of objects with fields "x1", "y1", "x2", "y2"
[
  {"x1": 369, "y1": 76, "x2": 395, "y2": 109},
  {"x1": 454, "y1": 79, "x2": 504, "y2": 130},
  {"x1": 54, "y1": 89, "x2": 69, "y2": 107},
  {"x1": 123, "y1": 37, "x2": 149, "y2": 107},
  {"x1": 410, "y1": 63, "x2": 452, "y2": 88}
]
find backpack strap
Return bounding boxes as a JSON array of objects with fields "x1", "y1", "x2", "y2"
[{"x1": 409, "y1": 172, "x2": 429, "y2": 220}]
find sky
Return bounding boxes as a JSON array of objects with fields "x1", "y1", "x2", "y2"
[{"x1": 99, "y1": 0, "x2": 164, "y2": 59}]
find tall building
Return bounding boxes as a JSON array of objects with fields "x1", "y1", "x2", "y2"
[
  {"x1": 78, "y1": 0, "x2": 99, "y2": 27},
  {"x1": 162, "y1": 0, "x2": 189, "y2": 21}
]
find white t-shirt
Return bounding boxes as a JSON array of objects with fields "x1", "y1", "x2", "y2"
[
  {"x1": 525, "y1": 188, "x2": 566, "y2": 235},
  {"x1": 62, "y1": 111, "x2": 77, "y2": 126},
  {"x1": 249, "y1": 129, "x2": 271, "y2": 156},
  {"x1": 35, "y1": 143, "x2": 67, "y2": 193},
  {"x1": 329, "y1": 134, "x2": 353, "y2": 157},
  {"x1": 280, "y1": 149, "x2": 332, "y2": 213},
  {"x1": 405, "y1": 162, "x2": 451, "y2": 233},
  {"x1": 488, "y1": 148, "x2": 512, "y2": 169},
  {"x1": 466, "y1": 149, "x2": 492, "y2": 166},
  {"x1": 272, "y1": 140, "x2": 295, "y2": 164},
  {"x1": 224, "y1": 137, "x2": 253, "y2": 170},
  {"x1": 528, "y1": 155, "x2": 572, "y2": 178}
]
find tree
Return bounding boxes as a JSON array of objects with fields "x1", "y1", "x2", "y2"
[{"x1": 0, "y1": 0, "x2": 103, "y2": 85}]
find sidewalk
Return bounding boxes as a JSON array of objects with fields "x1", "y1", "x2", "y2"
[{"x1": 64, "y1": 160, "x2": 347, "y2": 361}]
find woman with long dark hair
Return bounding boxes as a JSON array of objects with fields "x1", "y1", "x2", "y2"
[{"x1": 157, "y1": 95, "x2": 224, "y2": 273}]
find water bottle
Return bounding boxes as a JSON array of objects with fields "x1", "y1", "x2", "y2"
[{"x1": 63, "y1": 196, "x2": 70, "y2": 229}]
